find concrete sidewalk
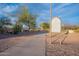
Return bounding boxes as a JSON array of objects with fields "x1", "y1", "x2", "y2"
[{"x1": 0, "y1": 34, "x2": 46, "y2": 56}]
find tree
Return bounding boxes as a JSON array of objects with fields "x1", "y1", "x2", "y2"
[
  {"x1": 0, "y1": 17, "x2": 11, "y2": 25},
  {"x1": 18, "y1": 5, "x2": 37, "y2": 31},
  {"x1": 18, "y1": 6, "x2": 29, "y2": 24},
  {"x1": 0, "y1": 17, "x2": 11, "y2": 33},
  {"x1": 28, "y1": 14, "x2": 36, "y2": 30},
  {"x1": 40, "y1": 22, "x2": 49, "y2": 31}
]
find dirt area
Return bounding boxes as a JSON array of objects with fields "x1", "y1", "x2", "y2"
[{"x1": 46, "y1": 33, "x2": 79, "y2": 56}]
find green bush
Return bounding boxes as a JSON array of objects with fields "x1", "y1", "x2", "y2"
[
  {"x1": 0, "y1": 26, "x2": 4, "y2": 34},
  {"x1": 40, "y1": 22, "x2": 49, "y2": 31},
  {"x1": 0, "y1": 28, "x2": 4, "y2": 33},
  {"x1": 13, "y1": 24, "x2": 22, "y2": 34}
]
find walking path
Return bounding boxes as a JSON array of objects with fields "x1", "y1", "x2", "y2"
[{"x1": 0, "y1": 34, "x2": 46, "y2": 56}]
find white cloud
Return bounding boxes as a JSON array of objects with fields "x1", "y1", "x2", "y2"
[{"x1": 2, "y1": 5, "x2": 18, "y2": 13}]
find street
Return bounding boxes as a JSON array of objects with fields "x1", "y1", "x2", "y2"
[{"x1": 0, "y1": 33, "x2": 46, "y2": 56}]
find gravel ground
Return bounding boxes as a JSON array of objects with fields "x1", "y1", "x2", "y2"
[{"x1": 46, "y1": 33, "x2": 79, "y2": 56}]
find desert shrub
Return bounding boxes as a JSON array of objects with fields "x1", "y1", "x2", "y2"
[{"x1": 74, "y1": 29, "x2": 79, "y2": 32}]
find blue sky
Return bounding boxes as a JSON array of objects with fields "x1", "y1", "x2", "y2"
[{"x1": 0, "y1": 3, "x2": 79, "y2": 27}]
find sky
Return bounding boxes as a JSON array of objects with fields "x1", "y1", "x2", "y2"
[{"x1": 0, "y1": 3, "x2": 79, "y2": 27}]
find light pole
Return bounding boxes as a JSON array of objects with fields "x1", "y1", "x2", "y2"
[
  {"x1": 50, "y1": 3, "x2": 52, "y2": 44},
  {"x1": 45, "y1": 3, "x2": 53, "y2": 56}
]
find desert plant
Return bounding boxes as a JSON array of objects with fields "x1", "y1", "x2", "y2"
[{"x1": 74, "y1": 29, "x2": 79, "y2": 32}]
